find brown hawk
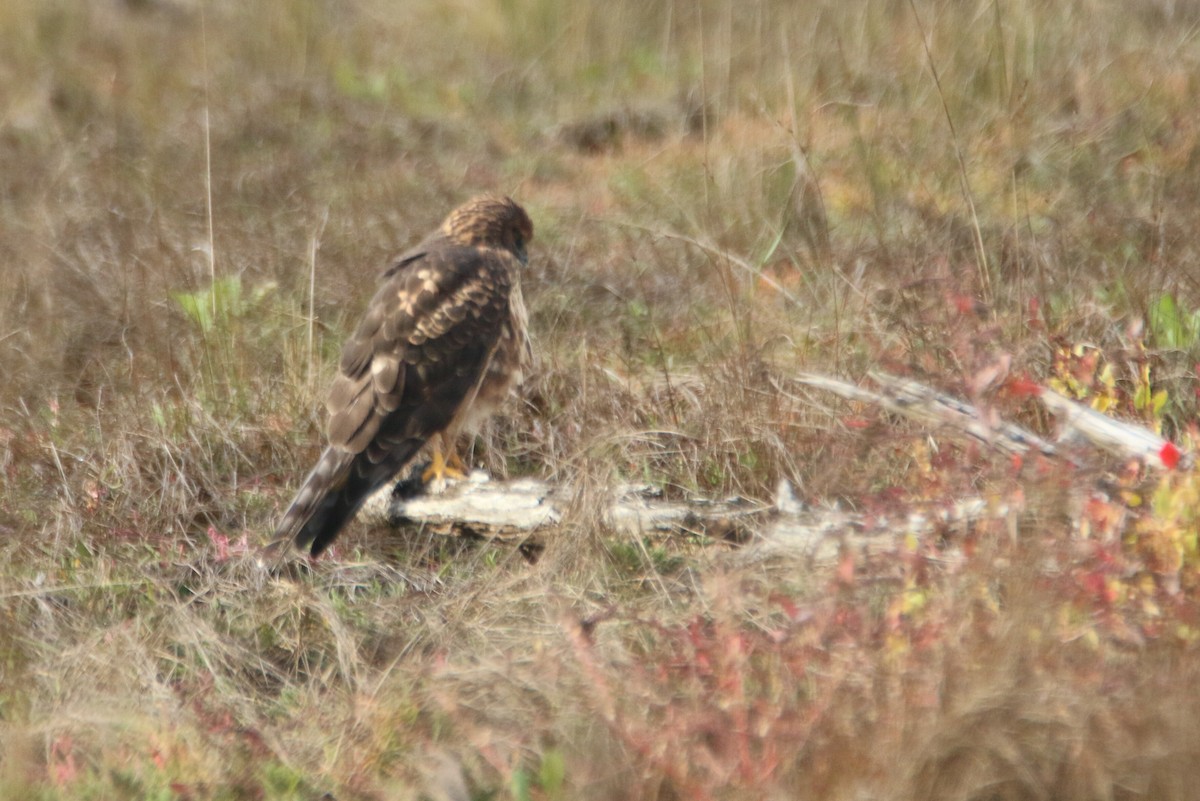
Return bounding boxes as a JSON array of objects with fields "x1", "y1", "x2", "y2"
[{"x1": 268, "y1": 195, "x2": 533, "y2": 556}]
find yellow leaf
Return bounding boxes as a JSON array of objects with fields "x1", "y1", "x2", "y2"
[
  {"x1": 1152, "y1": 389, "x2": 1169, "y2": 416},
  {"x1": 902, "y1": 586, "x2": 928, "y2": 615},
  {"x1": 1134, "y1": 380, "x2": 1151, "y2": 411},
  {"x1": 885, "y1": 632, "x2": 910, "y2": 658}
]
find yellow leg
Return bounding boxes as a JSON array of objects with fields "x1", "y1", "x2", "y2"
[{"x1": 421, "y1": 435, "x2": 469, "y2": 483}]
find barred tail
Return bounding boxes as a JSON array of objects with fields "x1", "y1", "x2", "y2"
[
  {"x1": 267, "y1": 432, "x2": 432, "y2": 558},
  {"x1": 265, "y1": 448, "x2": 352, "y2": 556}
]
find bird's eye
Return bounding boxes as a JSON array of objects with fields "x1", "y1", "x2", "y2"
[{"x1": 512, "y1": 231, "x2": 528, "y2": 263}]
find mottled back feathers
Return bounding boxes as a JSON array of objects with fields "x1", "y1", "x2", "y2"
[{"x1": 269, "y1": 196, "x2": 533, "y2": 556}]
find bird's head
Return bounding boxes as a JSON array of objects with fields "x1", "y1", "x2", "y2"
[{"x1": 442, "y1": 195, "x2": 534, "y2": 265}]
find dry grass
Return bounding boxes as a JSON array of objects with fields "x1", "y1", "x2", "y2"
[{"x1": 3, "y1": 0, "x2": 1200, "y2": 798}]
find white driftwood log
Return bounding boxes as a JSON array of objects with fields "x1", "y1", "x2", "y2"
[
  {"x1": 359, "y1": 473, "x2": 766, "y2": 544},
  {"x1": 789, "y1": 371, "x2": 1191, "y2": 471},
  {"x1": 354, "y1": 370, "x2": 1185, "y2": 562},
  {"x1": 359, "y1": 469, "x2": 1013, "y2": 564}
]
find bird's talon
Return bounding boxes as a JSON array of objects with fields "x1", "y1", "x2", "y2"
[{"x1": 421, "y1": 449, "x2": 469, "y2": 484}]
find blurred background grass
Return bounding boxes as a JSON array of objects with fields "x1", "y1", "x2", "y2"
[{"x1": 2, "y1": 0, "x2": 1200, "y2": 798}]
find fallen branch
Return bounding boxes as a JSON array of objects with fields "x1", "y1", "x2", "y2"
[
  {"x1": 786, "y1": 372, "x2": 1060, "y2": 459},
  {"x1": 1035, "y1": 386, "x2": 1189, "y2": 470},
  {"x1": 359, "y1": 467, "x2": 1015, "y2": 564},
  {"x1": 349, "y1": 370, "x2": 1186, "y2": 563},
  {"x1": 361, "y1": 472, "x2": 768, "y2": 545},
  {"x1": 790, "y1": 371, "x2": 1190, "y2": 471}
]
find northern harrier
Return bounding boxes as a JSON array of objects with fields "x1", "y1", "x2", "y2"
[{"x1": 268, "y1": 195, "x2": 533, "y2": 556}]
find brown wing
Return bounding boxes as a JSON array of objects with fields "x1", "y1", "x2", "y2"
[
  {"x1": 327, "y1": 241, "x2": 512, "y2": 456},
  {"x1": 269, "y1": 241, "x2": 515, "y2": 555}
]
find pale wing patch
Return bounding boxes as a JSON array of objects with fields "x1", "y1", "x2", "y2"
[
  {"x1": 408, "y1": 272, "x2": 503, "y2": 346},
  {"x1": 327, "y1": 371, "x2": 377, "y2": 452},
  {"x1": 371, "y1": 353, "x2": 403, "y2": 411}
]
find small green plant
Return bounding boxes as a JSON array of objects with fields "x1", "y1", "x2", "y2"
[
  {"x1": 1148, "y1": 293, "x2": 1200, "y2": 351},
  {"x1": 607, "y1": 539, "x2": 685, "y2": 577},
  {"x1": 170, "y1": 276, "x2": 289, "y2": 412},
  {"x1": 172, "y1": 275, "x2": 235, "y2": 336},
  {"x1": 511, "y1": 749, "x2": 566, "y2": 801}
]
